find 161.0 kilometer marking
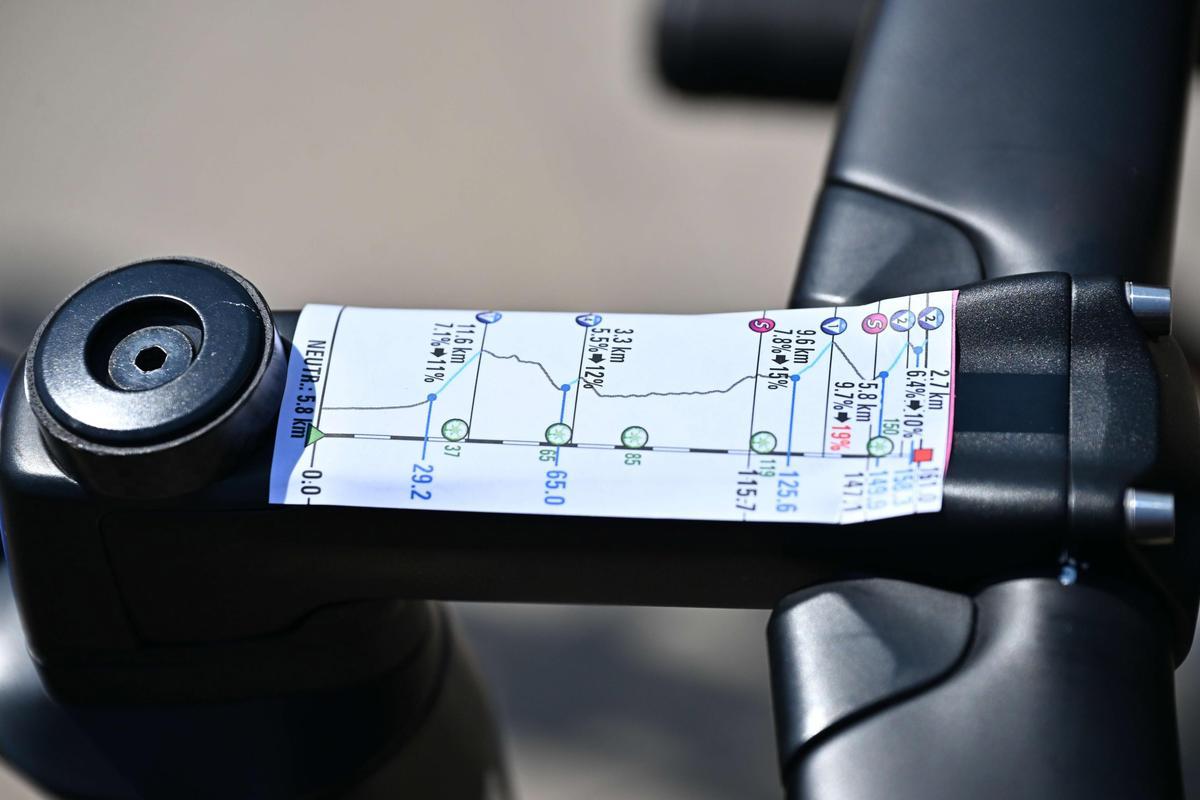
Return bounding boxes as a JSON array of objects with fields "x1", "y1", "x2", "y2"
[{"x1": 274, "y1": 295, "x2": 955, "y2": 524}]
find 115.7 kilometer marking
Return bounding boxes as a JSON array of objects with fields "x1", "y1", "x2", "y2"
[{"x1": 279, "y1": 297, "x2": 955, "y2": 524}]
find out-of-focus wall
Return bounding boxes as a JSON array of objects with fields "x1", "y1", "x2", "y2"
[{"x1": 0, "y1": 1, "x2": 828, "y2": 320}]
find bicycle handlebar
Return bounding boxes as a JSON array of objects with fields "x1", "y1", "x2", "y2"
[
  {"x1": 655, "y1": 0, "x2": 865, "y2": 103},
  {"x1": 769, "y1": 2, "x2": 1200, "y2": 796},
  {"x1": 795, "y1": 0, "x2": 1197, "y2": 307},
  {"x1": 0, "y1": 2, "x2": 1197, "y2": 797},
  {"x1": 770, "y1": 578, "x2": 1185, "y2": 800}
]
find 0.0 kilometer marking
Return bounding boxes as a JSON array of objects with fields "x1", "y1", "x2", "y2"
[{"x1": 279, "y1": 295, "x2": 954, "y2": 523}]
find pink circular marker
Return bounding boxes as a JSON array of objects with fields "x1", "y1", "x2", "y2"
[
  {"x1": 749, "y1": 317, "x2": 776, "y2": 333},
  {"x1": 861, "y1": 312, "x2": 888, "y2": 334}
]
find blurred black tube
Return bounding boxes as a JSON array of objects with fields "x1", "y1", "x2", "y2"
[{"x1": 655, "y1": 0, "x2": 867, "y2": 103}]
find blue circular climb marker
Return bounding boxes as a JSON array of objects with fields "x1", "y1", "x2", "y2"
[
  {"x1": 890, "y1": 309, "x2": 916, "y2": 332},
  {"x1": 918, "y1": 307, "x2": 945, "y2": 330},
  {"x1": 820, "y1": 316, "x2": 847, "y2": 336}
]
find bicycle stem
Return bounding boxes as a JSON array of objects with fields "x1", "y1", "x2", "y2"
[{"x1": 0, "y1": 259, "x2": 1195, "y2": 703}]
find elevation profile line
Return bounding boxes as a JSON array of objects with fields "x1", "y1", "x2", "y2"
[{"x1": 322, "y1": 346, "x2": 875, "y2": 411}]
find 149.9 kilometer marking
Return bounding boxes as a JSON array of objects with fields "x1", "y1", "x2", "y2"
[{"x1": 279, "y1": 296, "x2": 954, "y2": 524}]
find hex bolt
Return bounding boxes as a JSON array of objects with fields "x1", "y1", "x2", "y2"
[
  {"x1": 1124, "y1": 282, "x2": 1172, "y2": 338},
  {"x1": 106, "y1": 326, "x2": 195, "y2": 391},
  {"x1": 1124, "y1": 488, "x2": 1175, "y2": 545}
]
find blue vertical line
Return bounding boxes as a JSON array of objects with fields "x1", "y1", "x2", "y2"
[
  {"x1": 871, "y1": 420, "x2": 880, "y2": 469},
  {"x1": 877, "y1": 373, "x2": 888, "y2": 437},
  {"x1": 873, "y1": 343, "x2": 907, "y2": 442},
  {"x1": 421, "y1": 394, "x2": 436, "y2": 460},
  {"x1": 785, "y1": 375, "x2": 799, "y2": 466},
  {"x1": 556, "y1": 384, "x2": 570, "y2": 466}
]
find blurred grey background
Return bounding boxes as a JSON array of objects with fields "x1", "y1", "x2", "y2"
[{"x1": 0, "y1": 2, "x2": 1198, "y2": 798}]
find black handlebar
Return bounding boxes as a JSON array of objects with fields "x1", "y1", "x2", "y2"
[
  {"x1": 0, "y1": 2, "x2": 1198, "y2": 798},
  {"x1": 770, "y1": 2, "x2": 1200, "y2": 797},
  {"x1": 656, "y1": 0, "x2": 865, "y2": 103},
  {"x1": 795, "y1": 0, "x2": 1197, "y2": 307},
  {"x1": 770, "y1": 578, "x2": 1185, "y2": 800}
]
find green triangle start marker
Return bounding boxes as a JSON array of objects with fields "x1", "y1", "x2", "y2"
[{"x1": 305, "y1": 423, "x2": 325, "y2": 447}]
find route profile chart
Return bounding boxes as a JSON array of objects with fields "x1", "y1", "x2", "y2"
[{"x1": 270, "y1": 291, "x2": 957, "y2": 524}]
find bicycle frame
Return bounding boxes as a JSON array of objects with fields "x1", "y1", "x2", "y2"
[{"x1": 1, "y1": 1, "x2": 1199, "y2": 799}]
